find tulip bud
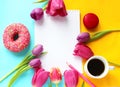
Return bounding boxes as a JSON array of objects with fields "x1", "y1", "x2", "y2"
[
  {"x1": 64, "y1": 70, "x2": 78, "y2": 87},
  {"x1": 32, "y1": 44, "x2": 43, "y2": 56},
  {"x1": 29, "y1": 58, "x2": 41, "y2": 68},
  {"x1": 73, "y1": 43, "x2": 94, "y2": 59},
  {"x1": 49, "y1": 67, "x2": 62, "y2": 84},
  {"x1": 30, "y1": 8, "x2": 44, "y2": 20},
  {"x1": 77, "y1": 32, "x2": 90, "y2": 43}
]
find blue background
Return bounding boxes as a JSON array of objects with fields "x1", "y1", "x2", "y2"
[
  {"x1": 0, "y1": 0, "x2": 65, "y2": 87},
  {"x1": 0, "y1": 0, "x2": 36, "y2": 87}
]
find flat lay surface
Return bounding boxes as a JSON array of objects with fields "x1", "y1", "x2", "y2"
[{"x1": 0, "y1": 0, "x2": 120, "y2": 87}]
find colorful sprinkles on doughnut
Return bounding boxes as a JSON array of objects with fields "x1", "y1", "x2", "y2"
[{"x1": 3, "y1": 23, "x2": 30, "y2": 52}]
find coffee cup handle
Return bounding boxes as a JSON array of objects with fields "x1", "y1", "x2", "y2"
[{"x1": 109, "y1": 66, "x2": 115, "y2": 70}]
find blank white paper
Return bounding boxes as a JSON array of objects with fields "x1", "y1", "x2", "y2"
[{"x1": 35, "y1": 10, "x2": 82, "y2": 74}]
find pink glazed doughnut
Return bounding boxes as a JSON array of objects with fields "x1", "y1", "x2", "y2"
[{"x1": 3, "y1": 23, "x2": 30, "y2": 52}]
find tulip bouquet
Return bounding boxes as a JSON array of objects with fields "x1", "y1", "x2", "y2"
[{"x1": 0, "y1": 44, "x2": 47, "y2": 87}]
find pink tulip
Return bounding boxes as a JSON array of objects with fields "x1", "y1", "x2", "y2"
[
  {"x1": 49, "y1": 67, "x2": 62, "y2": 84},
  {"x1": 32, "y1": 44, "x2": 43, "y2": 56},
  {"x1": 32, "y1": 68, "x2": 44, "y2": 85},
  {"x1": 30, "y1": 8, "x2": 44, "y2": 20},
  {"x1": 67, "y1": 62, "x2": 96, "y2": 87},
  {"x1": 46, "y1": 0, "x2": 67, "y2": 16},
  {"x1": 77, "y1": 32, "x2": 90, "y2": 43},
  {"x1": 73, "y1": 43, "x2": 94, "y2": 59},
  {"x1": 32, "y1": 68, "x2": 49, "y2": 87},
  {"x1": 29, "y1": 58, "x2": 41, "y2": 72},
  {"x1": 29, "y1": 58, "x2": 41, "y2": 68},
  {"x1": 64, "y1": 70, "x2": 78, "y2": 87}
]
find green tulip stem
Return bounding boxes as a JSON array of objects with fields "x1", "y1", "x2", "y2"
[
  {"x1": 0, "y1": 50, "x2": 47, "y2": 83},
  {"x1": 33, "y1": 0, "x2": 47, "y2": 3},
  {"x1": 87, "y1": 30, "x2": 120, "y2": 43},
  {"x1": 8, "y1": 65, "x2": 31, "y2": 87},
  {"x1": 0, "y1": 52, "x2": 33, "y2": 82},
  {"x1": 41, "y1": 51, "x2": 48, "y2": 56},
  {"x1": 0, "y1": 63, "x2": 24, "y2": 82},
  {"x1": 81, "y1": 81, "x2": 85, "y2": 87},
  {"x1": 108, "y1": 61, "x2": 120, "y2": 67},
  {"x1": 48, "y1": 81, "x2": 52, "y2": 87},
  {"x1": 56, "y1": 83, "x2": 59, "y2": 87}
]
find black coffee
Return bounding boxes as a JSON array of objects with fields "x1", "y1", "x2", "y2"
[{"x1": 87, "y1": 59, "x2": 105, "y2": 76}]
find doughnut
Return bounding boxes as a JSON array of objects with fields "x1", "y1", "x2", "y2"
[{"x1": 3, "y1": 23, "x2": 30, "y2": 52}]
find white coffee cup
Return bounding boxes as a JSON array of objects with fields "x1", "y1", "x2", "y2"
[{"x1": 84, "y1": 56, "x2": 114, "y2": 79}]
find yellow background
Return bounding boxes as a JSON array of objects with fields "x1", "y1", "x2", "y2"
[{"x1": 65, "y1": 0, "x2": 120, "y2": 87}]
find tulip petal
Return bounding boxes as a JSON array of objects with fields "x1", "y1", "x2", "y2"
[
  {"x1": 73, "y1": 43, "x2": 94, "y2": 59},
  {"x1": 35, "y1": 70, "x2": 49, "y2": 87},
  {"x1": 49, "y1": 67, "x2": 62, "y2": 84},
  {"x1": 46, "y1": 0, "x2": 67, "y2": 16},
  {"x1": 32, "y1": 71, "x2": 37, "y2": 85},
  {"x1": 51, "y1": 0, "x2": 63, "y2": 9},
  {"x1": 64, "y1": 70, "x2": 78, "y2": 87},
  {"x1": 77, "y1": 32, "x2": 90, "y2": 43},
  {"x1": 32, "y1": 68, "x2": 46, "y2": 86},
  {"x1": 29, "y1": 58, "x2": 41, "y2": 68}
]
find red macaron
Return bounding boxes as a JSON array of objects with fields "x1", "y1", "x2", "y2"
[{"x1": 83, "y1": 13, "x2": 99, "y2": 30}]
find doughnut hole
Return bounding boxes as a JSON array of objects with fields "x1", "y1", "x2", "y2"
[{"x1": 13, "y1": 33, "x2": 19, "y2": 41}]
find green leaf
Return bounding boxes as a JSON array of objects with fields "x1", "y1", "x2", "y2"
[
  {"x1": 108, "y1": 61, "x2": 120, "y2": 67},
  {"x1": 56, "y1": 83, "x2": 59, "y2": 87},
  {"x1": 81, "y1": 81, "x2": 85, "y2": 87},
  {"x1": 48, "y1": 83, "x2": 52, "y2": 87},
  {"x1": 8, "y1": 65, "x2": 31, "y2": 87},
  {"x1": 34, "y1": 0, "x2": 47, "y2": 3},
  {"x1": 0, "y1": 52, "x2": 32, "y2": 82},
  {"x1": 87, "y1": 30, "x2": 120, "y2": 43}
]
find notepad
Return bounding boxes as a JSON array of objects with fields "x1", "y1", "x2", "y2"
[{"x1": 35, "y1": 10, "x2": 82, "y2": 74}]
